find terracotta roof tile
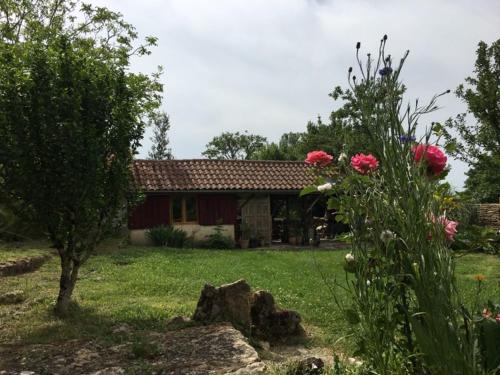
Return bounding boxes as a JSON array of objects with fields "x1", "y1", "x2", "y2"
[{"x1": 132, "y1": 159, "x2": 315, "y2": 192}]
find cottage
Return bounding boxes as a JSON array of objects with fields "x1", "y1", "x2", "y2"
[{"x1": 128, "y1": 159, "x2": 318, "y2": 246}]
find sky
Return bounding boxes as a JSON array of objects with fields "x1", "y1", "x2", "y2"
[{"x1": 94, "y1": 0, "x2": 500, "y2": 190}]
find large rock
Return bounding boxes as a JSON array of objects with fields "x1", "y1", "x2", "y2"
[
  {"x1": 162, "y1": 323, "x2": 265, "y2": 374},
  {"x1": 192, "y1": 280, "x2": 305, "y2": 341},
  {"x1": 193, "y1": 279, "x2": 252, "y2": 334},
  {"x1": 251, "y1": 291, "x2": 304, "y2": 340}
]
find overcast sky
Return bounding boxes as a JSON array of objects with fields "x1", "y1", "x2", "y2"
[{"x1": 94, "y1": 0, "x2": 499, "y2": 190}]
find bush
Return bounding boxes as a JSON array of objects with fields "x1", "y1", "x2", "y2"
[
  {"x1": 451, "y1": 225, "x2": 499, "y2": 255},
  {"x1": 201, "y1": 225, "x2": 234, "y2": 249},
  {"x1": 168, "y1": 227, "x2": 188, "y2": 248},
  {"x1": 146, "y1": 225, "x2": 188, "y2": 248},
  {"x1": 147, "y1": 225, "x2": 170, "y2": 246}
]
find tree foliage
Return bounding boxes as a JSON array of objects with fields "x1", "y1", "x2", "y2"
[
  {"x1": 148, "y1": 111, "x2": 173, "y2": 160},
  {"x1": 202, "y1": 131, "x2": 267, "y2": 160},
  {"x1": 443, "y1": 40, "x2": 500, "y2": 202},
  {"x1": 0, "y1": 0, "x2": 162, "y2": 315}
]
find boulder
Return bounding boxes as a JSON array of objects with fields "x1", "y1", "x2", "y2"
[
  {"x1": 192, "y1": 280, "x2": 305, "y2": 341},
  {"x1": 251, "y1": 290, "x2": 304, "y2": 340},
  {"x1": 193, "y1": 279, "x2": 252, "y2": 334}
]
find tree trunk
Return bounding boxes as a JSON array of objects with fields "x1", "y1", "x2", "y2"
[{"x1": 54, "y1": 253, "x2": 80, "y2": 317}]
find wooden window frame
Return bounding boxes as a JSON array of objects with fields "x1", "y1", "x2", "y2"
[{"x1": 171, "y1": 195, "x2": 198, "y2": 224}]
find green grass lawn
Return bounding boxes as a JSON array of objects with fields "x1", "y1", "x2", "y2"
[
  {"x1": 0, "y1": 241, "x2": 51, "y2": 262},
  {"x1": 0, "y1": 242, "x2": 499, "y2": 352}
]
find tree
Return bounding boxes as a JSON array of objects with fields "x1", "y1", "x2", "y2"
[
  {"x1": 148, "y1": 111, "x2": 173, "y2": 160},
  {"x1": 0, "y1": 1, "x2": 162, "y2": 315},
  {"x1": 443, "y1": 40, "x2": 500, "y2": 202},
  {"x1": 253, "y1": 132, "x2": 302, "y2": 160},
  {"x1": 202, "y1": 131, "x2": 267, "y2": 160}
]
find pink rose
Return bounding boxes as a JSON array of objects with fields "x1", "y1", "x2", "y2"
[
  {"x1": 443, "y1": 218, "x2": 458, "y2": 241},
  {"x1": 482, "y1": 309, "x2": 492, "y2": 319},
  {"x1": 305, "y1": 151, "x2": 333, "y2": 167},
  {"x1": 351, "y1": 153, "x2": 379, "y2": 174},
  {"x1": 412, "y1": 144, "x2": 447, "y2": 176}
]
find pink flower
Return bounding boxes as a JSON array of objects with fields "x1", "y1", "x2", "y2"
[
  {"x1": 351, "y1": 153, "x2": 379, "y2": 174},
  {"x1": 412, "y1": 144, "x2": 447, "y2": 176},
  {"x1": 495, "y1": 313, "x2": 500, "y2": 322},
  {"x1": 305, "y1": 151, "x2": 333, "y2": 167},
  {"x1": 442, "y1": 218, "x2": 458, "y2": 241},
  {"x1": 482, "y1": 309, "x2": 492, "y2": 319},
  {"x1": 429, "y1": 215, "x2": 458, "y2": 242}
]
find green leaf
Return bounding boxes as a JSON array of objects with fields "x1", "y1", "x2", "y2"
[
  {"x1": 327, "y1": 197, "x2": 339, "y2": 210},
  {"x1": 300, "y1": 185, "x2": 318, "y2": 197}
]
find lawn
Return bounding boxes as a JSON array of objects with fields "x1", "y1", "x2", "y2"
[{"x1": 0, "y1": 241, "x2": 499, "y2": 352}]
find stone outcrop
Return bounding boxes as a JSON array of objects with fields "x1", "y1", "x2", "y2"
[
  {"x1": 0, "y1": 254, "x2": 51, "y2": 277},
  {"x1": 0, "y1": 290, "x2": 25, "y2": 305},
  {"x1": 163, "y1": 323, "x2": 265, "y2": 374},
  {"x1": 193, "y1": 279, "x2": 305, "y2": 341},
  {"x1": 251, "y1": 290, "x2": 304, "y2": 340},
  {"x1": 193, "y1": 279, "x2": 253, "y2": 334}
]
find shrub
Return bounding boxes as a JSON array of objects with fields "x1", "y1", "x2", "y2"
[
  {"x1": 147, "y1": 225, "x2": 171, "y2": 246},
  {"x1": 451, "y1": 225, "x2": 499, "y2": 255},
  {"x1": 201, "y1": 225, "x2": 234, "y2": 249},
  {"x1": 146, "y1": 226, "x2": 188, "y2": 248},
  {"x1": 168, "y1": 227, "x2": 188, "y2": 248}
]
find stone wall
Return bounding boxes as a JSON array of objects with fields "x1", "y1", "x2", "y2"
[
  {"x1": 129, "y1": 224, "x2": 235, "y2": 246},
  {"x1": 476, "y1": 203, "x2": 500, "y2": 228}
]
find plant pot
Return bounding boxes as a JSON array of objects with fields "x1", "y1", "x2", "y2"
[{"x1": 239, "y1": 239, "x2": 250, "y2": 249}]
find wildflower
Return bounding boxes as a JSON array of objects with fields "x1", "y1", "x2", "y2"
[
  {"x1": 379, "y1": 66, "x2": 393, "y2": 76},
  {"x1": 317, "y1": 182, "x2": 333, "y2": 192},
  {"x1": 345, "y1": 253, "x2": 355, "y2": 263},
  {"x1": 473, "y1": 274, "x2": 486, "y2": 282},
  {"x1": 305, "y1": 150, "x2": 333, "y2": 167},
  {"x1": 338, "y1": 152, "x2": 348, "y2": 163},
  {"x1": 380, "y1": 230, "x2": 396, "y2": 244},
  {"x1": 482, "y1": 308, "x2": 492, "y2": 319},
  {"x1": 412, "y1": 144, "x2": 447, "y2": 176},
  {"x1": 399, "y1": 135, "x2": 416, "y2": 143},
  {"x1": 351, "y1": 153, "x2": 379, "y2": 174}
]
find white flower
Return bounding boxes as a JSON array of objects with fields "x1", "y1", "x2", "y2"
[
  {"x1": 345, "y1": 253, "x2": 355, "y2": 263},
  {"x1": 317, "y1": 182, "x2": 333, "y2": 192},
  {"x1": 338, "y1": 152, "x2": 348, "y2": 162},
  {"x1": 380, "y1": 230, "x2": 396, "y2": 244},
  {"x1": 366, "y1": 280, "x2": 371, "y2": 286}
]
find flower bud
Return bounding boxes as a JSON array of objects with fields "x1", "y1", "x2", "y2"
[{"x1": 356, "y1": 42, "x2": 361, "y2": 49}]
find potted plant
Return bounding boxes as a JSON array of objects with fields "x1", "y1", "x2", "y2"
[{"x1": 239, "y1": 222, "x2": 251, "y2": 249}]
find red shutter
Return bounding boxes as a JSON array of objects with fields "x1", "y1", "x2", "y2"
[
  {"x1": 128, "y1": 195, "x2": 170, "y2": 229},
  {"x1": 198, "y1": 194, "x2": 237, "y2": 225}
]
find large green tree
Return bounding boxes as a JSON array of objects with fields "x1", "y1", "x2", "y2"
[
  {"x1": 443, "y1": 40, "x2": 500, "y2": 203},
  {"x1": 202, "y1": 131, "x2": 267, "y2": 160},
  {"x1": 0, "y1": 0, "x2": 162, "y2": 315}
]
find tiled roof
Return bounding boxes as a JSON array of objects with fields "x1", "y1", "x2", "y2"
[{"x1": 132, "y1": 159, "x2": 315, "y2": 192}]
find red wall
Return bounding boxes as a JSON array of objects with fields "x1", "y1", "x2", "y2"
[
  {"x1": 198, "y1": 194, "x2": 237, "y2": 225},
  {"x1": 129, "y1": 193, "x2": 238, "y2": 229},
  {"x1": 128, "y1": 195, "x2": 170, "y2": 229}
]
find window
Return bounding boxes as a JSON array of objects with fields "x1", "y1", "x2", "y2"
[{"x1": 171, "y1": 195, "x2": 198, "y2": 223}]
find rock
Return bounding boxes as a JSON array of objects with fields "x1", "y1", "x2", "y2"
[
  {"x1": 251, "y1": 290, "x2": 304, "y2": 340},
  {"x1": 166, "y1": 315, "x2": 192, "y2": 330},
  {"x1": 193, "y1": 279, "x2": 252, "y2": 334},
  {"x1": 89, "y1": 367, "x2": 125, "y2": 375},
  {"x1": 111, "y1": 324, "x2": 132, "y2": 335},
  {"x1": 0, "y1": 290, "x2": 25, "y2": 304},
  {"x1": 292, "y1": 357, "x2": 325, "y2": 375},
  {"x1": 161, "y1": 323, "x2": 265, "y2": 374}
]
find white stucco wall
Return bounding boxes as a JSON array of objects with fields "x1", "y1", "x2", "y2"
[{"x1": 129, "y1": 224, "x2": 235, "y2": 246}]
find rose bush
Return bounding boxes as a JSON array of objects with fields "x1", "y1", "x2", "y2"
[
  {"x1": 350, "y1": 153, "x2": 379, "y2": 174},
  {"x1": 305, "y1": 150, "x2": 333, "y2": 167}
]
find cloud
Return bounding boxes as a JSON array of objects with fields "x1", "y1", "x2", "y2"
[{"x1": 94, "y1": 0, "x2": 500, "y2": 190}]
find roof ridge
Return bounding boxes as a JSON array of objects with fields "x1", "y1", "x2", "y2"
[{"x1": 134, "y1": 159, "x2": 306, "y2": 164}]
